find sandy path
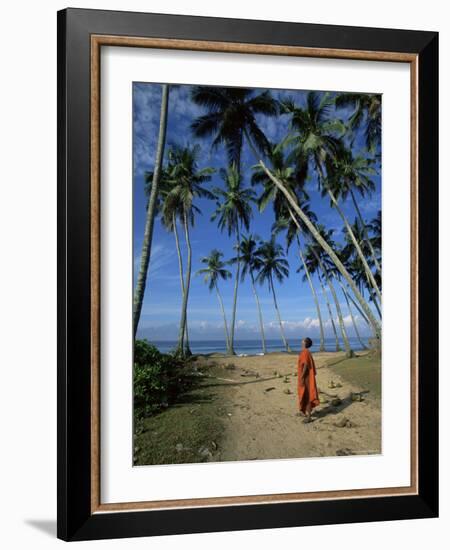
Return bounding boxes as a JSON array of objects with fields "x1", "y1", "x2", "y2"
[{"x1": 196, "y1": 352, "x2": 381, "y2": 460}]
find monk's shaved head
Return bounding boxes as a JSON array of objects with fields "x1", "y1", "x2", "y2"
[{"x1": 303, "y1": 337, "x2": 313, "y2": 349}]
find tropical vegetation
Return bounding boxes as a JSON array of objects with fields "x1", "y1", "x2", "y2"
[{"x1": 133, "y1": 83, "x2": 382, "y2": 358}]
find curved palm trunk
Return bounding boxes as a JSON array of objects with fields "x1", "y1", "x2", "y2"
[
  {"x1": 215, "y1": 282, "x2": 231, "y2": 351},
  {"x1": 349, "y1": 188, "x2": 382, "y2": 275},
  {"x1": 297, "y1": 238, "x2": 325, "y2": 351},
  {"x1": 269, "y1": 275, "x2": 291, "y2": 352},
  {"x1": 228, "y1": 227, "x2": 241, "y2": 355},
  {"x1": 369, "y1": 287, "x2": 382, "y2": 318},
  {"x1": 344, "y1": 283, "x2": 371, "y2": 328},
  {"x1": 242, "y1": 130, "x2": 380, "y2": 339},
  {"x1": 177, "y1": 209, "x2": 192, "y2": 356},
  {"x1": 133, "y1": 84, "x2": 170, "y2": 339},
  {"x1": 228, "y1": 261, "x2": 239, "y2": 355},
  {"x1": 327, "y1": 188, "x2": 382, "y2": 303},
  {"x1": 364, "y1": 270, "x2": 382, "y2": 318},
  {"x1": 318, "y1": 271, "x2": 341, "y2": 351},
  {"x1": 308, "y1": 243, "x2": 354, "y2": 358},
  {"x1": 250, "y1": 271, "x2": 267, "y2": 354},
  {"x1": 288, "y1": 210, "x2": 325, "y2": 351},
  {"x1": 320, "y1": 264, "x2": 354, "y2": 358},
  {"x1": 173, "y1": 214, "x2": 191, "y2": 356},
  {"x1": 252, "y1": 155, "x2": 381, "y2": 340},
  {"x1": 338, "y1": 279, "x2": 368, "y2": 350}
]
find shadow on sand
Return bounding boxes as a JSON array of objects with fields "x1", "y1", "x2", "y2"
[
  {"x1": 200, "y1": 375, "x2": 280, "y2": 389},
  {"x1": 313, "y1": 393, "x2": 356, "y2": 420}
]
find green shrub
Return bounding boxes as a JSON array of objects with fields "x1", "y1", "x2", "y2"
[{"x1": 133, "y1": 340, "x2": 190, "y2": 422}]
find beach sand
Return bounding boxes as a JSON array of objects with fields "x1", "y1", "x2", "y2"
[{"x1": 134, "y1": 350, "x2": 381, "y2": 465}]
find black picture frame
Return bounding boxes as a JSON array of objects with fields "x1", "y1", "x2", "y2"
[{"x1": 57, "y1": 7, "x2": 438, "y2": 541}]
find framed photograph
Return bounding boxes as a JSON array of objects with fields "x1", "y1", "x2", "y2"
[{"x1": 57, "y1": 8, "x2": 438, "y2": 541}]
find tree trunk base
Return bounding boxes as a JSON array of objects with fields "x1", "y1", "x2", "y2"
[
  {"x1": 368, "y1": 337, "x2": 382, "y2": 358},
  {"x1": 174, "y1": 346, "x2": 185, "y2": 358},
  {"x1": 345, "y1": 349, "x2": 355, "y2": 358}
]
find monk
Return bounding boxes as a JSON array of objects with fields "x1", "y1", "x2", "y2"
[{"x1": 297, "y1": 337, "x2": 320, "y2": 423}]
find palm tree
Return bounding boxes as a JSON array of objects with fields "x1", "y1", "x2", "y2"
[
  {"x1": 337, "y1": 258, "x2": 372, "y2": 328},
  {"x1": 191, "y1": 87, "x2": 277, "y2": 353},
  {"x1": 281, "y1": 92, "x2": 382, "y2": 303},
  {"x1": 256, "y1": 237, "x2": 291, "y2": 352},
  {"x1": 344, "y1": 253, "x2": 381, "y2": 319},
  {"x1": 327, "y1": 148, "x2": 381, "y2": 275},
  {"x1": 298, "y1": 243, "x2": 326, "y2": 352},
  {"x1": 325, "y1": 232, "x2": 371, "y2": 348},
  {"x1": 369, "y1": 210, "x2": 382, "y2": 266},
  {"x1": 197, "y1": 250, "x2": 232, "y2": 350},
  {"x1": 341, "y1": 217, "x2": 382, "y2": 318},
  {"x1": 251, "y1": 145, "x2": 308, "y2": 215},
  {"x1": 344, "y1": 285, "x2": 372, "y2": 328},
  {"x1": 251, "y1": 155, "x2": 381, "y2": 338},
  {"x1": 231, "y1": 235, "x2": 267, "y2": 354},
  {"x1": 245, "y1": 136, "x2": 381, "y2": 341},
  {"x1": 272, "y1": 210, "x2": 326, "y2": 353},
  {"x1": 253, "y1": 147, "x2": 326, "y2": 351},
  {"x1": 335, "y1": 92, "x2": 381, "y2": 153},
  {"x1": 303, "y1": 242, "x2": 341, "y2": 351},
  {"x1": 133, "y1": 84, "x2": 170, "y2": 338},
  {"x1": 255, "y1": 147, "x2": 348, "y2": 354},
  {"x1": 144, "y1": 166, "x2": 191, "y2": 354},
  {"x1": 163, "y1": 144, "x2": 215, "y2": 356},
  {"x1": 212, "y1": 164, "x2": 255, "y2": 354},
  {"x1": 338, "y1": 278, "x2": 368, "y2": 350},
  {"x1": 190, "y1": 86, "x2": 277, "y2": 172},
  {"x1": 191, "y1": 85, "x2": 380, "y2": 339},
  {"x1": 306, "y1": 226, "x2": 355, "y2": 358}
]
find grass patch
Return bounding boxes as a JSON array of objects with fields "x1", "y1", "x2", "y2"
[
  {"x1": 134, "y1": 380, "x2": 225, "y2": 466},
  {"x1": 133, "y1": 340, "x2": 225, "y2": 466},
  {"x1": 328, "y1": 353, "x2": 381, "y2": 400}
]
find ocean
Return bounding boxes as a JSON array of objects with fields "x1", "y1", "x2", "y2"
[{"x1": 150, "y1": 337, "x2": 371, "y2": 356}]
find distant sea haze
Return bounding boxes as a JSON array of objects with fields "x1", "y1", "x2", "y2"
[{"x1": 150, "y1": 337, "x2": 371, "y2": 356}]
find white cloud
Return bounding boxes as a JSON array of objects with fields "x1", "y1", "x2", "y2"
[
  {"x1": 138, "y1": 311, "x2": 372, "y2": 340},
  {"x1": 133, "y1": 83, "x2": 162, "y2": 176},
  {"x1": 134, "y1": 243, "x2": 177, "y2": 283}
]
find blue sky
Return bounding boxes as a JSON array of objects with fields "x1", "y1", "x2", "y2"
[{"x1": 133, "y1": 83, "x2": 381, "y2": 342}]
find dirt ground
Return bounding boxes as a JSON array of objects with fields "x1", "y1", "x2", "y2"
[
  {"x1": 195, "y1": 351, "x2": 381, "y2": 461},
  {"x1": 134, "y1": 351, "x2": 381, "y2": 465}
]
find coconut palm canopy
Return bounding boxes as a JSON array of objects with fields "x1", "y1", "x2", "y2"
[{"x1": 133, "y1": 83, "x2": 381, "y2": 350}]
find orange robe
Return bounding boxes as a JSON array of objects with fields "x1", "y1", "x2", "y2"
[{"x1": 297, "y1": 349, "x2": 320, "y2": 413}]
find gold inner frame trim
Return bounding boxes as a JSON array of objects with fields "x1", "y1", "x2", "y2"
[{"x1": 90, "y1": 34, "x2": 419, "y2": 514}]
